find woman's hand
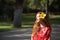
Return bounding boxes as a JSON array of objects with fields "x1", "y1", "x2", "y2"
[
  {"x1": 31, "y1": 34, "x2": 34, "y2": 40},
  {"x1": 31, "y1": 33, "x2": 38, "y2": 40}
]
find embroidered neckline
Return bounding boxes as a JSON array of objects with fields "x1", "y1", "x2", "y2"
[{"x1": 40, "y1": 24, "x2": 45, "y2": 28}]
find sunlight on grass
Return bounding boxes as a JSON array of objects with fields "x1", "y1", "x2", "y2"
[
  {"x1": 0, "y1": 25, "x2": 33, "y2": 32},
  {"x1": 0, "y1": 26, "x2": 13, "y2": 32},
  {"x1": 22, "y1": 25, "x2": 33, "y2": 28},
  {"x1": 0, "y1": 26, "x2": 12, "y2": 28},
  {"x1": 50, "y1": 15, "x2": 60, "y2": 18}
]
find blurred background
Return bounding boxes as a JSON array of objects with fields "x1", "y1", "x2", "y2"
[{"x1": 0, "y1": 0, "x2": 60, "y2": 31}]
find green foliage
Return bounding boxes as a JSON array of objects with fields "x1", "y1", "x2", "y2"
[
  {"x1": 0, "y1": 0, "x2": 15, "y2": 21},
  {"x1": 23, "y1": 0, "x2": 54, "y2": 11},
  {"x1": 23, "y1": 0, "x2": 35, "y2": 9},
  {"x1": 49, "y1": 0, "x2": 60, "y2": 12},
  {"x1": 0, "y1": 0, "x2": 60, "y2": 22},
  {"x1": 49, "y1": 0, "x2": 54, "y2": 5}
]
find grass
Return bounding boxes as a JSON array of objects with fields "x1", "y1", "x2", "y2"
[
  {"x1": 0, "y1": 26, "x2": 13, "y2": 32},
  {"x1": 50, "y1": 17, "x2": 60, "y2": 24},
  {"x1": 49, "y1": 15, "x2": 60, "y2": 24},
  {"x1": 0, "y1": 25, "x2": 17, "y2": 32},
  {"x1": 0, "y1": 25, "x2": 33, "y2": 32},
  {"x1": 0, "y1": 13, "x2": 60, "y2": 32}
]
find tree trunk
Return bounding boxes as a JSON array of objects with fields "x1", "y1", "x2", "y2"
[
  {"x1": 13, "y1": 0, "x2": 23, "y2": 28},
  {"x1": 45, "y1": 0, "x2": 49, "y2": 14}
]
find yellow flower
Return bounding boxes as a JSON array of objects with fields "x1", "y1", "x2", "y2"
[{"x1": 39, "y1": 12, "x2": 46, "y2": 19}]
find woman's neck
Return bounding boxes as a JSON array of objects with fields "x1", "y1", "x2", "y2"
[{"x1": 40, "y1": 24, "x2": 45, "y2": 28}]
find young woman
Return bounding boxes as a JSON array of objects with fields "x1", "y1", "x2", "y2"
[{"x1": 31, "y1": 12, "x2": 51, "y2": 40}]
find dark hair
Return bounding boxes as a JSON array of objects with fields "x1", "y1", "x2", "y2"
[{"x1": 38, "y1": 13, "x2": 50, "y2": 26}]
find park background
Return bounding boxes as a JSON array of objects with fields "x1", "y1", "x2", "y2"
[
  {"x1": 0, "y1": 0, "x2": 60, "y2": 32},
  {"x1": 0, "y1": 0, "x2": 60, "y2": 40}
]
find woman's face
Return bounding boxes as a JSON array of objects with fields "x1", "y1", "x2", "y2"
[{"x1": 36, "y1": 12, "x2": 47, "y2": 22}]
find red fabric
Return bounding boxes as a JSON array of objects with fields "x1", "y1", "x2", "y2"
[{"x1": 32, "y1": 26, "x2": 51, "y2": 40}]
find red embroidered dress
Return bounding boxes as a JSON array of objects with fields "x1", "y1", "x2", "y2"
[{"x1": 32, "y1": 25, "x2": 51, "y2": 40}]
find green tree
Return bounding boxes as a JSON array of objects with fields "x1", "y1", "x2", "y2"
[
  {"x1": 24, "y1": 0, "x2": 54, "y2": 11},
  {"x1": 49, "y1": 0, "x2": 60, "y2": 12},
  {"x1": 0, "y1": 0, "x2": 15, "y2": 21}
]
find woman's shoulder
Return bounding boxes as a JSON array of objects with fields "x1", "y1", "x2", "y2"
[{"x1": 45, "y1": 26, "x2": 51, "y2": 30}]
